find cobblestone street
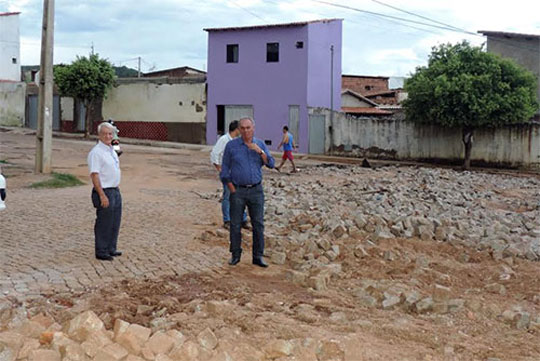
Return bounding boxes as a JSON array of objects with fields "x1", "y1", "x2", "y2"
[{"x1": 0, "y1": 129, "x2": 231, "y2": 299}]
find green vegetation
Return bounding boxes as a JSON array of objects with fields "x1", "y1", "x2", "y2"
[
  {"x1": 404, "y1": 41, "x2": 538, "y2": 169},
  {"x1": 0, "y1": 160, "x2": 7, "y2": 164},
  {"x1": 30, "y1": 173, "x2": 84, "y2": 189},
  {"x1": 54, "y1": 54, "x2": 116, "y2": 138}
]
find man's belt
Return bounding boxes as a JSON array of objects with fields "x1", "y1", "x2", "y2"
[{"x1": 236, "y1": 182, "x2": 261, "y2": 189}]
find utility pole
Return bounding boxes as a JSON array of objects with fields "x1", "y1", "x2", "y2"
[
  {"x1": 35, "y1": 0, "x2": 55, "y2": 174},
  {"x1": 329, "y1": 45, "x2": 334, "y2": 154},
  {"x1": 137, "y1": 56, "x2": 141, "y2": 78}
]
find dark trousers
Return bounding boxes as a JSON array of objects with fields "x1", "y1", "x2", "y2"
[
  {"x1": 92, "y1": 188, "x2": 122, "y2": 257},
  {"x1": 230, "y1": 184, "x2": 265, "y2": 259}
]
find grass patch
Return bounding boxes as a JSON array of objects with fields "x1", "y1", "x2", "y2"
[{"x1": 30, "y1": 172, "x2": 84, "y2": 189}]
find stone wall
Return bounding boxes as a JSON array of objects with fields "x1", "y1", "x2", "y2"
[{"x1": 309, "y1": 107, "x2": 540, "y2": 169}]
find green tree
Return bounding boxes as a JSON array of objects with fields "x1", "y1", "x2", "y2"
[
  {"x1": 54, "y1": 54, "x2": 116, "y2": 138},
  {"x1": 403, "y1": 41, "x2": 538, "y2": 169}
]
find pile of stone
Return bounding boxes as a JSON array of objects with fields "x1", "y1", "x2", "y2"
[
  {"x1": 0, "y1": 302, "x2": 347, "y2": 361},
  {"x1": 263, "y1": 165, "x2": 540, "y2": 262}
]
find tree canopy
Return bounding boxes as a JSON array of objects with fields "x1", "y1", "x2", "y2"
[
  {"x1": 54, "y1": 54, "x2": 116, "y2": 105},
  {"x1": 403, "y1": 41, "x2": 538, "y2": 128},
  {"x1": 54, "y1": 54, "x2": 116, "y2": 137}
]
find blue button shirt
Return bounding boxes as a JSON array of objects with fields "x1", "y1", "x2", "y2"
[{"x1": 220, "y1": 137, "x2": 275, "y2": 186}]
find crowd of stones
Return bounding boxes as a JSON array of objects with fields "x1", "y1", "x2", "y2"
[
  {"x1": 0, "y1": 303, "x2": 345, "y2": 361},
  {"x1": 259, "y1": 164, "x2": 540, "y2": 329}
]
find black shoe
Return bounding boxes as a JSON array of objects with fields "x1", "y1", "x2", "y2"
[
  {"x1": 223, "y1": 221, "x2": 230, "y2": 230},
  {"x1": 228, "y1": 255, "x2": 241, "y2": 266},
  {"x1": 96, "y1": 255, "x2": 114, "y2": 261},
  {"x1": 110, "y1": 251, "x2": 122, "y2": 257},
  {"x1": 241, "y1": 221, "x2": 251, "y2": 230},
  {"x1": 252, "y1": 258, "x2": 268, "y2": 268}
]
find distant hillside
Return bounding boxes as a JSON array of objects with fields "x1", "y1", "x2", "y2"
[
  {"x1": 22, "y1": 65, "x2": 139, "y2": 78},
  {"x1": 114, "y1": 66, "x2": 139, "y2": 78}
]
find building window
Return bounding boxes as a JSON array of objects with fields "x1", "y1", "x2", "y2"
[
  {"x1": 365, "y1": 85, "x2": 372, "y2": 91},
  {"x1": 227, "y1": 44, "x2": 239, "y2": 63},
  {"x1": 266, "y1": 42, "x2": 279, "y2": 62},
  {"x1": 12, "y1": 57, "x2": 17, "y2": 64},
  {"x1": 296, "y1": 41, "x2": 304, "y2": 49}
]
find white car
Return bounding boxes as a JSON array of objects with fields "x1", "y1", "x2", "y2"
[{"x1": 0, "y1": 173, "x2": 5, "y2": 211}]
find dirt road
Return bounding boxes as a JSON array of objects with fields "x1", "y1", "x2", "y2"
[{"x1": 0, "y1": 128, "x2": 539, "y2": 360}]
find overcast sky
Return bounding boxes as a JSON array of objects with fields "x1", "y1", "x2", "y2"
[{"x1": 1, "y1": 0, "x2": 539, "y2": 77}]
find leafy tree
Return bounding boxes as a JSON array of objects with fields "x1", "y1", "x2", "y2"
[
  {"x1": 54, "y1": 54, "x2": 116, "y2": 138},
  {"x1": 403, "y1": 41, "x2": 538, "y2": 169}
]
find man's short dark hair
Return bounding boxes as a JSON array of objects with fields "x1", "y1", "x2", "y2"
[
  {"x1": 229, "y1": 120, "x2": 239, "y2": 132},
  {"x1": 283, "y1": 125, "x2": 289, "y2": 131}
]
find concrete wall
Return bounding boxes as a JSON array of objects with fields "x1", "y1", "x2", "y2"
[
  {"x1": 310, "y1": 108, "x2": 540, "y2": 169},
  {"x1": 100, "y1": 78, "x2": 206, "y2": 143},
  {"x1": 0, "y1": 13, "x2": 21, "y2": 81},
  {"x1": 0, "y1": 81, "x2": 25, "y2": 126},
  {"x1": 103, "y1": 78, "x2": 205, "y2": 123}
]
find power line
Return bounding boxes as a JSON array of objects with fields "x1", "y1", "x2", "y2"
[
  {"x1": 310, "y1": 0, "x2": 540, "y2": 53},
  {"x1": 368, "y1": 0, "x2": 465, "y2": 33},
  {"x1": 229, "y1": 0, "x2": 269, "y2": 22}
]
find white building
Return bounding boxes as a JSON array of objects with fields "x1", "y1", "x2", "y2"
[{"x1": 0, "y1": 12, "x2": 21, "y2": 81}]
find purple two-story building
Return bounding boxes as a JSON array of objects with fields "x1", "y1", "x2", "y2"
[{"x1": 205, "y1": 19, "x2": 342, "y2": 153}]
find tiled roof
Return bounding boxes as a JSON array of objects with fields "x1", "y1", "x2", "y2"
[
  {"x1": 342, "y1": 107, "x2": 393, "y2": 115},
  {"x1": 204, "y1": 18, "x2": 341, "y2": 32},
  {"x1": 478, "y1": 30, "x2": 540, "y2": 39},
  {"x1": 0, "y1": 12, "x2": 20, "y2": 17},
  {"x1": 342, "y1": 74, "x2": 389, "y2": 80},
  {"x1": 341, "y1": 89, "x2": 379, "y2": 107}
]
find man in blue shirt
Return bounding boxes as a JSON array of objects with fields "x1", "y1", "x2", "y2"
[{"x1": 220, "y1": 117, "x2": 275, "y2": 267}]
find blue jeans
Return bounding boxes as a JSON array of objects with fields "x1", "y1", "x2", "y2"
[
  {"x1": 92, "y1": 188, "x2": 122, "y2": 257},
  {"x1": 222, "y1": 182, "x2": 247, "y2": 223},
  {"x1": 229, "y1": 184, "x2": 264, "y2": 259}
]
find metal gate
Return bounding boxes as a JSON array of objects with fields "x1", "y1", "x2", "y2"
[
  {"x1": 288, "y1": 105, "x2": 299, "y2": 147},
  {"x1": 224, "y1": 105, "x2": 253, "y2": 130},
  {"x1": 308, "y1": 114, "x2": 326, "y2": 154},
  {"x1": 26, "y1": 94, "x2": 61, "y2": 130}
]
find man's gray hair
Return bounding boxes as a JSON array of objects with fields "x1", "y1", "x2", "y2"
[
  {"x1": 97, "y1": 121, "x2": 115, "y2": 134},
  {"x1": 239, "y1": 117, "x2": 255, "y2": 126}
]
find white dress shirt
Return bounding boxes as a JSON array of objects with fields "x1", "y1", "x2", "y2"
[
  {"x1": 87, "y1": 141, "x2": 121, "y2": 188},
  {"x1": 210, "y1": 133, "x2": 233, "y2": 166}
]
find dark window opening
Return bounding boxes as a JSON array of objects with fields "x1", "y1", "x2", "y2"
[
  {"x1": 266, "y1": 42, "x2": 279, "y2": 62},
  {"x1": 12, "y1": 57, "x2": 17, "y2": 64},
  {"x1": 227, "y1": 44, "x2": 239, "y2": 63},
  {"x1": 296, "y1": 41, "x2": 304, "y2": 49},
  {"x1": 365, "y1": 85, "x2": 372, "y2": 91},
  {"x1": 217, "y1": 105, "x2": 225, "y2": 136}
]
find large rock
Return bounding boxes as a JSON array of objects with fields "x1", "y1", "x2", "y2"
[
  {"x1": 263, "y1": 339, "x2": 294, "y2": 359},
  {"x1": 146, "y1": 331, "x2": 176, "y2": 355},
  {"x1": 197, "y1": 328, "x2": 218, "y2": 350},
  {"x1": 28, "y1": 349, "x2": 61, "y2": 361},
  {"x1": 317, "y1": 340, "x2": 345, "y2": 361},
  {"x1": 66, "y1": 311, "x2": 104, "y2": 342}
]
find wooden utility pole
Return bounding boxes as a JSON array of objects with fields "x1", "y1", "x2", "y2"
[{"x1": 35, "y1": 0, "x2": 55, "y2": 173}]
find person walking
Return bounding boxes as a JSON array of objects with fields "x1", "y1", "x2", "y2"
[
  {"x1": 210, "y1": 120, "x2": 247, "y2": 229},
  {"x1": 220, "y1": 117, "x2": 275, "y2": 267},
  {"x1": 276, "y1": 125, "x2": 297, "y2": 173},
  {"x1": 88, "y1": 122, "x2": 123, "y2": 261}
]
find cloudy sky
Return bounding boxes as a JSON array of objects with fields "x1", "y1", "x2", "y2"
[{"x1": 1, "y1": 0, "x2": 539, "y2": 77}]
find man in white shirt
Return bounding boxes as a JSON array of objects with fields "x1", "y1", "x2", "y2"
[
  {"x1": 88, "y1": 122, "x2": 122, "y2": 261},
  {"x1": 210, "y1": 121, "x2": 246, "y2": 229}
]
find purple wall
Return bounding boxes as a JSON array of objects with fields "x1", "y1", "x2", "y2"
[{"x1": 206, "y1": 19, "x2": 342, "y2": 153}]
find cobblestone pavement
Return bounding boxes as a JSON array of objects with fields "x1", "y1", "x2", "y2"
[{"x1": 0, "y1": 130, "x2": 234, "y2": 299}]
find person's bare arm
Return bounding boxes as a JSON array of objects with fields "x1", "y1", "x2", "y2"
[{"x1": 90, "y1": 173, "x2": 109, "y2": 208}]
